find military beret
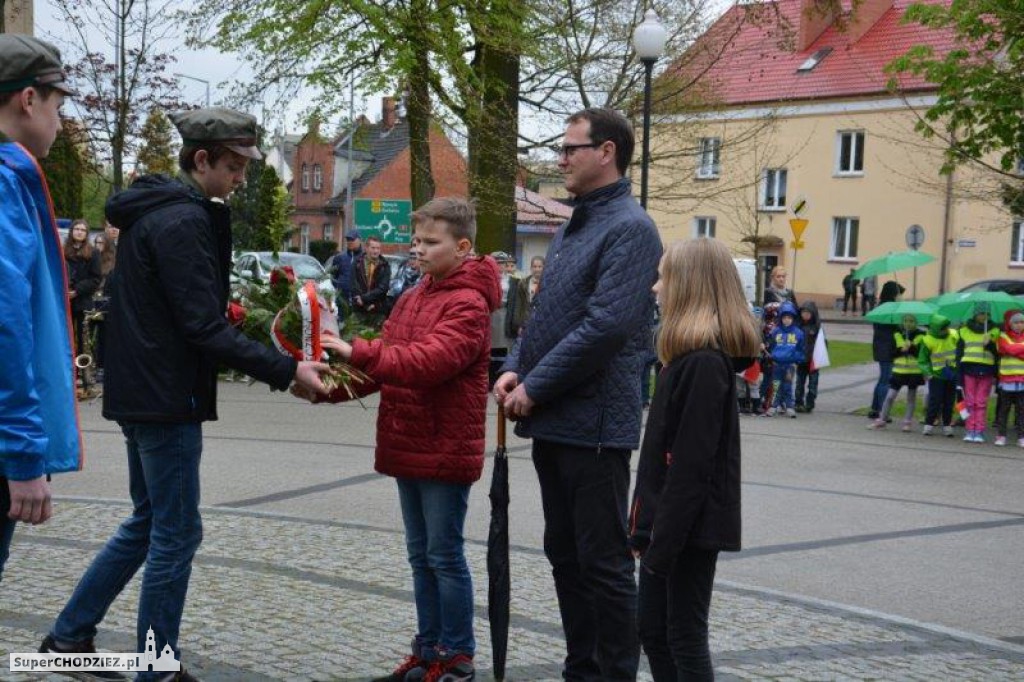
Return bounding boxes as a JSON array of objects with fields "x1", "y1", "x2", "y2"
[
  {"x1": 168, "y1": 106, "x2": 262, "y2": 160},
  {"x1": 0, "y1": 34, "x2": 74, "y2": 95}
]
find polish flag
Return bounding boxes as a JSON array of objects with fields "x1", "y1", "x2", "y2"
[{"x1": 809, "y1": 329, "x2": 830, "y2": 372}]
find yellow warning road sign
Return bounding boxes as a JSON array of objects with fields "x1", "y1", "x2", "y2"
[
  {"x1": 789, "y1": 218, "x2": 808, "y2": 241},
  {"x1": 790, "y1": 239, "x2": 805, "y2": 250}
]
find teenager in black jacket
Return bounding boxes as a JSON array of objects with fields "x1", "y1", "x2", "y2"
[{"x1": 629, "y1": 238, "x2": 761, "y2": 681}]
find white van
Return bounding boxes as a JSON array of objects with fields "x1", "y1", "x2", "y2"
[{"x1": 734, "y1": 258, "x2": 758, "y2": 305}]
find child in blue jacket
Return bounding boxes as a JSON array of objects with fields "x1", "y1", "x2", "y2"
[{"x1": 766, "y1": 301, "x2": 805, "y2": 417}]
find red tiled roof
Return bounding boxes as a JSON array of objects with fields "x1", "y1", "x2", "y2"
[
  {"x1": 516, "y1": 186, "x2": 572, "y2": 225},
  {"x1": 667, "y1": 0, "x2": 956, "y2": 106}
]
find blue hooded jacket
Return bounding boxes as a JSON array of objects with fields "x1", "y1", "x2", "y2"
[
  {"x1": 770, "y1": 301, "x2": 805, "y2": 364},
  {"x1": 0, "y1": 136, "x2": 82, "y2": 480}
]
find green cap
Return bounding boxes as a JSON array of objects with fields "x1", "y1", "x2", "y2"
[
  {"x1": 0, "y1": 34, "x2": 74, "y2": 95},
  {"x1": 168, "y1": 107, "x2": 262, "y2": 160}
]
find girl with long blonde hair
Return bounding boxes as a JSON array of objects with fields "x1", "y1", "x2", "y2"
[{"x1": 629, "y1": 237, "x2": 760, "y2": 680}]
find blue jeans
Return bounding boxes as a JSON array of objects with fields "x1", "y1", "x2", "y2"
[
  {"x1": 871, "y1": 361, "x2": 894, "y2": 414},
  {"x1": 771, "y1": 363, "x2": 796, "y2": 409},
  {"x1": 396, "y1": 478, "x2": 475, "y2": 658},
  {"x1": 51, "y1": 422, "x2": 203, "y2": 681}
]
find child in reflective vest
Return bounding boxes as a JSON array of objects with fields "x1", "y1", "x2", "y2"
[
  {"x1": 995, "y1": 310, "x2": 1024, "y2": 447},
  {"x1": 869, "y1": 314, "x2": 923, "y2": 431},
  {"x1": 918, "y1": 314, "x2": 959, "y2": 436},
  {"x1": 956, "y1": 302, "x2": 1000, "y2": 443}
]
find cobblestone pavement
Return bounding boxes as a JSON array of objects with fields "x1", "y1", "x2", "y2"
[{"x1": 2, "y1": 499, "x2": 1023, "y2": 681}]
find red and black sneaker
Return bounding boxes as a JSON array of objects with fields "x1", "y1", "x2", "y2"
[
  {"x1": 423, "y1": 654, "x2": 475, "y2": 682},
  {"x1": 371, "y1": 654, "x2": 429, "y2": 682}
]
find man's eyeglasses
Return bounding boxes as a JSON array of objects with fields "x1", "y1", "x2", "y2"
[{"x1": 554, "y1": 142, "x2": 603, "y2": 158}]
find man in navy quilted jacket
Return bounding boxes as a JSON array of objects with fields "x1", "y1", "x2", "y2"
[{"x1": 496, "y1": 107, "x2": 662, "y2": 681}]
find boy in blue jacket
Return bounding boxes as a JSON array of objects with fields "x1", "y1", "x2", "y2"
[
  {"x1": 766, "y1": 301, "x2": 805, "y2": 417},
  {"x1": 0, "y1": 35, "x2": 80, "y2": 582}
]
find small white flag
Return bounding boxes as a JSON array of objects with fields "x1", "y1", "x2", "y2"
[{"x1": 811, "y1": 328, "x2": 830, "y2": 371}]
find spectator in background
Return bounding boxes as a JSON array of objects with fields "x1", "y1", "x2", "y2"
[
  {"x1": 63, "y1": 219, "x2": 101, "y2": 397},
  {"x1": 505, "y1": 255, "x2": 544, "y2": 339},
  {"x1": 762, "y1": 266, "x2": 796, "y2": 306},
  {"x1": 861, "y1": 275, "x2": 878, "y2": 315},
  {"x1": 352, "y1": 236, "x2": 392, "y2": 327},
  {"x1": 869, "y1": 280, "x2": 905, "y2": 418},
  {"x1": 92, "y1": 222, "x2": 119, "y2": 383},
  {"x1": 841, "y1": 268, "x2": 859, "y2": 316},
  {"x1": 383, "y1": 247, "x2": 421, "y2": 317},
  {"x1": 795, "y1": 301, "x2": 822, "y2": 413},
  {"x1": 328, "y1": 231, "x2": 363, "y2": 305}
]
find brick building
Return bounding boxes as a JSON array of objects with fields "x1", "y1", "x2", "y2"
[{"x1": 279, "y1": 97, "x2": 469, "y2": 254}]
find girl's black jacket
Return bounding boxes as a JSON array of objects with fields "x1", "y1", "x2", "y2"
[{"x1": 629, "y1": 349, "x2": 747, "y2": 576}]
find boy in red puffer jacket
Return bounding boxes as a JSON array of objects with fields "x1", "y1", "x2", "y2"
[
  {"x1": 995, "y1": 310, "x2": 1024, "y2": 447},
  {"x1": 319, "y1": 197, "x2": 501, "y2": 682}
]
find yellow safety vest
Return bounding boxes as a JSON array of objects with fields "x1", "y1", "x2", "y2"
[
  {"x1": 892, "y1": 331, "x2": 923, "y2": 375},
  {"x1": 999, "y1": 333, "x2": 1024, "y2": 377},
  {"x1": 921, "y1": 332, "x2": 958, "y2": 373},
  {"x1": 959, "y1": 327, "x2": 997, "y2": 366}
]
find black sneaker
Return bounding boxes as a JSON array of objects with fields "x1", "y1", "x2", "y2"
[{"x1": 38, "y1": 635, "x2": 128, "y2": 680}]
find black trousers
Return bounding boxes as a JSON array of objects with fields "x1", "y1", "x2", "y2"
[
  {"x1": 638, "y1": 549, "x2": 719, "y2": 681},
  {"x1": 532, "y1": 439, "x2": 639, "y2": 681},
  {"x1": 842, "y1": 291, "x2": 857, "y2": 313},
  {"x1": 925, "y1": 377, "x2": 956, "y2": 426},
  {"x1": 994, "y1": 389, "x2": 1024, "y2": 438}
]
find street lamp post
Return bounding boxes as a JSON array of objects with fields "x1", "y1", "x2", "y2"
[
  {"x1": 174, "y1": 72, "x2": 211, "y2": 107},
  {"x1": 633, "y1": 9, "x2": 667, "y2": 210}
]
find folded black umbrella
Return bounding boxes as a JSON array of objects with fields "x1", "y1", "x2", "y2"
[{"x1": 487, "y1": 407, "x2": 511, "y2": 681}]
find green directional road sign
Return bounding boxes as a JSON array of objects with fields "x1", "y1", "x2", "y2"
[{"x1": 353, "y1": 199, "x2": 412, "y2": 244}]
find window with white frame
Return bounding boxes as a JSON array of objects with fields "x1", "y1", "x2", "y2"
[
  {"x1": 301, "y1": 164, "x2": 310, "y2": 191},
  {"x1": 694, "y1": 216, "x2": 716, "y2": 238},
  {"x1": 831, "y1": 217, "x2": 859, "y2": 259},
  {"x1": 1011, "y1": 220, "x2": 1024, "y2": 263},
  {"x1": 836, "y1": 131, "x2": 865, "y2": 174},
  {"x1": 760, "y1": 168, "x2": 788, "y2": 210},
  {"x1": 323, "y1": 223, "x2": 333, "y2": 241},
  {"x1": 300, "y1": 223, "x2": 310, "y2": 254},
  {"x1": 696, "y1": 137, "x2": 721, "y2": 178},
  {"x1": 313, "y1": 164, "x2": 323, "y2": 191}
]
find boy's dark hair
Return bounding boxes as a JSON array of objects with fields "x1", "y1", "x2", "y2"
[
  {"x1": 0, "y1": 83, "x2": 59, "y2": 108},
  {"x1": 411, "y1": 197, "x2": 477, "y2": 244},
  {"x1": 178, "y1": 143, "x2": 233, "y2": 173},
  {"x1": 567, "y1": 107, "x2": 635, "y2": 176}
]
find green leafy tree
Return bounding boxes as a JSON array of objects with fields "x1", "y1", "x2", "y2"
[
  {"x1": 887, "y1": 0, "x2": 1023, "y2": 176},
  {"x1": 40, "y1": 118, "x2": 87, "y2": 219},
  {"x1": 254, "y1": 165, "x2": 293, "y2": 251},
  {"x1": 231, "y1": 161, "x2": 292, "y2": 251},
  {"x1": 136, "y1": 109, "x2": 178, "y2": 175},
  {"x1": 187, "y1": 0, "x2": 531, "y2": 253},
  {"x1": 308, "y1": 239, "x2": 338, "y2": 264},
  {"x1": 52, "y1": 0, "x2": 187, "y2": 192}
]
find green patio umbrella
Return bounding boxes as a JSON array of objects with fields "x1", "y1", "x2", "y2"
[
  {"x1": 853, "y1": 250, "x2": 936, "y2": 280},
  {"x1": 865, "y1": 301, "x2": 937, "y2": 325},
  {"x1": 926, "y1": 291, "x2": 1024, "y2": 325}
]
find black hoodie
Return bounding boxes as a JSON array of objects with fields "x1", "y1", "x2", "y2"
[
  {"x1": 798, "y1": 301, "x2": 821, "y2": 363},
  {"x1": 102, "y1": 174, "x2": 296, "y2": 423}
]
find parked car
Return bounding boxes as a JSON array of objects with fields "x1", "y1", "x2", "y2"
[
  {"x1": 232, "y1": 251, "x2": 337, "y2": 300},
  {"x1": 958, "y1": 279, "x2": 1024, "y2": 296}
]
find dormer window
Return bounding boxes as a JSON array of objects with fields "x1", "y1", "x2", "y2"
[{"x1": 797, "y1": 47, "x2": 833, "y2": 72}]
